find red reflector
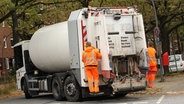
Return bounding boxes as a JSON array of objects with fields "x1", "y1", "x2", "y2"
[{"x1": 124, "y1": 12, "x2": 129, "y2": 14}]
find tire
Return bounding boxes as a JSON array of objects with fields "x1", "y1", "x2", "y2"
[
  {"x1": 52, "y1": 77, "x2": 63, "y2": 101},
  {"x1": 23, "y1": 79, "x2": 32, "y2": 99},
  {"x1": 64, "y1": 76, "x2": 81, "y2": 102}
]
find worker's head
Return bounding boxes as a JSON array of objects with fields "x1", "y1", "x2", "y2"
[
  {"x1": 148, "y1": 41, "x2": 154, "y2": 47},
  {"x1": 86, "y1": 41, "x2": 91, "y2": 47}
]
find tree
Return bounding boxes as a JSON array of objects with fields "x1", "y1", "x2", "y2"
[
  {"x1": 2, "y1": 0, "x2": 183, "y2": 66},
  {"x1": 0, "y1": 0, "x2": 34, "y2": 44},
  {"x1": 1, "y1": 0, "x2": 134, "y2": 43},
  {"x1": 0, "y1": 0, "x2": 83, "y2": 44},
  {"x1": 144, "y1": 0, "x2": 184, "y2": 74}
]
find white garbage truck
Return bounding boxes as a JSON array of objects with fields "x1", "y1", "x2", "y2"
[{"x1": 14, "y1": 6, "x2": 149, "y2": 102}]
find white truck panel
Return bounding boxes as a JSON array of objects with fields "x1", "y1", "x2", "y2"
[
  {"x1": 96, "y1": 15, "x2": 112, "y2": 71},
  {"x1": 106, "y1": 15, "x2": 136, "y2": 56},
  {"x1": 68, "y1": 9, "x2": 87, "y2": 87},
  {"x1": 134, "y1": 15, "x2": 149, "y2": 68},
  {"x1": 68, "y1": 9, "x2": 83, "y2": 69},
  {"x1": 87, "y1": 13, "x2": 111, "y2": 72},
  {"x1": 29, "y1": 22, "x2": 70, "y2": 73},
  {"x1": 134, "y1": 14, "x2": 147, "y2": 53}
]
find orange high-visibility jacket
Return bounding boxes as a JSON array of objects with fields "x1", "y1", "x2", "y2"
[
  {"x1": 82, "y1": 46, "x2": 102, "y2": 67},
  {"x1": 147, "y1": 47, "x2": 157, "y2": 67}
]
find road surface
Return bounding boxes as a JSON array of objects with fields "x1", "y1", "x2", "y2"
[{"x1": 1, "y1": 93, "x2": 184, "y2": 104}]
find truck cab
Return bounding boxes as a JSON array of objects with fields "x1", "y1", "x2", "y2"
[{"x1": 14, "y1": 41, "x2": 29, "y2": 90}]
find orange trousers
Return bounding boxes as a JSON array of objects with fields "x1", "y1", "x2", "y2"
[
  {"x1": 85, "y1": 67, "x2": 99, "y2": 93},
  {"x1": 146, "y1": 66, "x2": 157, "y2": 88}
]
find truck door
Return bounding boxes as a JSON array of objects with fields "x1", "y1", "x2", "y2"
[{"x1": 14, "y1": 45, "x2": 25, "y2": 90}]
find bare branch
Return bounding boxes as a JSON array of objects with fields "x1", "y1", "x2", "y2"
[
  {"x1": 168, "y1": 22, "x2": 184, "y2": 35},
  {"x1": 0, "y1": 10, "x2": 15, "y2": 23},
  {"x1": 160, "y1": 11, "x2": 184, "y2": 28}
]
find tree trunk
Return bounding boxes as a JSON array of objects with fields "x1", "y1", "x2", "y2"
[
  {"x1": 160, "y1": 30, "x2": 170, "y2": 75},
  {"x1": 176, "y1": 29, "x2": 181, "y2": 53},
  {"x1": 12, "y1": 11, "x2": 20, "y2": 45},
  {"x1": 81, "y1": 1, "x2": 89, "y2": 7}
]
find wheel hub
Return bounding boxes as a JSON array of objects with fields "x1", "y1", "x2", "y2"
[{"x1": 66, "y1": 83, "x2": 76, "y2": 96}]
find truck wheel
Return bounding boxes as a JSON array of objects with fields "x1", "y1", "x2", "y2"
[
  {"x1": 52, "y1": 77, "x2": 63, "y2": 101},
  {"x1": 64, "y1": 76, "x2": 81, "y2": 102},
  {"x1": 23, "y1": 79, "x2": 32, "y2": 99}
]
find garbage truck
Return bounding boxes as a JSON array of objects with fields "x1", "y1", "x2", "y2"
[{"x1": 14, "y1": 6, "x2": 149, "y2": 102}]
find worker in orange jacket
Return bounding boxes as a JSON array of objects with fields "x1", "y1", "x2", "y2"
[
  {"x1": 146, "y1": 41, "x2": 158, "y2": 88},
  {"x1": 82, "y1": 42, "x2": 102, "y2": 95}
]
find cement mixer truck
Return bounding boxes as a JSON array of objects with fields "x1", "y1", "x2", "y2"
[{"x1": 14, "y1": 6, "x2": 149, "y2": 102}]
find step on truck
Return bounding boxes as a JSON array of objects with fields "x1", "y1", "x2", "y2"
[{"x1": 14, "y1": 6, "x2": 149, "y2": 102}]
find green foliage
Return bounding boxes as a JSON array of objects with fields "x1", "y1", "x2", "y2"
[
  {"x1": 2, "y1": 0, "x2": 143, "y2": 39},
  {"x1": 0, "y1": 88, "x2": 10, "y2": 95},
  {"x1": 0, "y1": 83, "x2": 16, "y2": 96},
  {"x1": 0, "y1": 0, "x2": 83, "y2": 39},
  {"x1": 0, "y1": 0, "x2": 14, "y2": 17},
  {"x1": 0, "y1": 75, "x2": 16, "y2": 96},
  {"x1": 1, "y1": 0, "x2": 184, "y2": 55},
  {"x1": 89, "y1": 0, "x2": 135, "y2": 7}
]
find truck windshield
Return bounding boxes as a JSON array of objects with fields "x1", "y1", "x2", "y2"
[{"x1": 14, "y1": 46, "x2": 23, "y2": 70}]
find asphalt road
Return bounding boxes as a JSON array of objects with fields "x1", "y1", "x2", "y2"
[
  {"x1": 1, "y1": 93, "x2": 184, "y2": 104},
  {"x1": 1, "y1": 73, "x2": 184, "y2": 104}
]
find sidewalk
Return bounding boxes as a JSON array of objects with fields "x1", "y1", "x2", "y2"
[
  {"x1": 130, "y1": 72, "x2": 184, "y2": 96},
  {"x1": 154, "y1": 72, "x2": 184, "y2": 95}
]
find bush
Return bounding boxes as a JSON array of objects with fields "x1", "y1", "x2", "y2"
[{"x1": 0, "y1": 76, "x2": 16, "y2": 96}]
